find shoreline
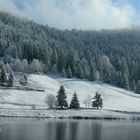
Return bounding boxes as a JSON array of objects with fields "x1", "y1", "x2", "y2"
[{"x1": 0, "y1": 108, "x2": 140, "y2": 120}]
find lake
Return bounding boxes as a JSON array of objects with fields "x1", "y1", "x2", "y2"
[{"x1": 0, "y1": 119, "x2": 139, "y2": 140}]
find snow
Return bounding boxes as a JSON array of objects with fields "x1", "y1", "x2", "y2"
[
  {"x1": 0, "y1": 73, "x2": 140, "y2": 118},
  {"x1": 0, "y1": 108, "x2": 140, "y2": 120},
  {"x1": 0, "y1": 108, "x2": 139, "y2": 120}
]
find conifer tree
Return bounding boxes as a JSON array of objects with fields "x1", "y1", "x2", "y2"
[
  {"x1": 0, "y1": 66, "x2": 6, "y2": 86},
  {"x1": 56, "y1": 86, "x2": 68, "y2": 109},
  {"x1": 62, "y1": 68, "x2": 66, "y2": 77},
  {"x1": 131, "y1": 80, "x2": 136, "y2": 92},
  {"x1": 19, "y1": 74, "x2": 28, "y2": 86},
  {"x1": 76, "y1": 62, "x2": 84, "y2": 79},
  {"x1": 70, "y1": 92, "x2": 80, "y2": 109},
  {"x1": 136, "y1": 80, "x2": 140, "y2": 94},
  {"x1": 67, "y1": 67, "x2": 72, "y2": 78},
  {"x1": 122, "y1": 72, "x2": 129, "y2": 90},
  {"x1": 8, "y1": 72, "x2": 14, "y2": 87},
  {"x1": 0, "y1": 59, "x2": 4, "y2": 69},
  {"x1": 51, "y1": 48, "x2": 58, "y2": 66},
  {"x1": 89, "y1": 67, "x2": 96, "y2": 81},
  {"x1": 92, "y1": 92, "x2": 103, "y2": 109}
]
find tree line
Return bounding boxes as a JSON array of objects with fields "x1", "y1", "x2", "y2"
[
  {"x1": 0, "y1": 12, "x2": 140, "y2": 93},
  {"x1": 0, "y1": 59, "x2": 28, "y2": 87},
  {"x1": 46, "y1": 85, "x2": 103, "y2": 109}
]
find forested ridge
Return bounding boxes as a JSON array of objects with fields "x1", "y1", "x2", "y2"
[{"x1": 0, "y1": 12, "x2": 140, "y2": 93}]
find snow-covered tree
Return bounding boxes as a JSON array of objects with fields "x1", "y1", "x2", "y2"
[
  {"x1": 22, "y1": 59, "x2": 28, "y2": 72},
  {"x1": 62, "y1": 68, "x2": 66, "y2": 77},
  {"x1": 76, "y1": 62, "x2": 84, "y2": 79},
  {"x1": 0, "y1": 66, "x2": 6, "y2": 86},
  {"x1": 95, "y1": 70, "x2": 101, "y2": 80},
  {"x1": 51, "y1": 48, "x2": 58, "y2": 66},
  {"x1": 0, "y1": 59, "x2": 4, "y2": 69},
  {"x1": 100, "y1": 55, "x2": 113, "y2": 83},
  {"x1": 136, "y1": 80, "x2": 140, "y2": 94},
  {"x1": 11, "y1": 58, "x2": 21, "y2": 71},
  {"x1": 66, "y1": 48, "x2": 79, "y2": 76},
  {"x1": 7, "y1": 72, "x2": 14, "y2": 87},
  {"x1": 92, "y1": 92, "x2": 103, "y2": 109},
  {"x1": 29, "y1": 59, "x2": 43, "y2": 73},
  {"x1": 83, "y1": 94, "x2": 92, "y2": 108},
  {"x1": 89, "y1": 67, "x2": 96, "y2": 81},
  {"x1": 56, "y1": 86, "x2": 68, "y2": 109},
  {"x1": 70, "y1": 92, "x2": 80, "y2": 109},
  {"x1": 131, "y1": 80, "x2": 136, "y2": 92},
  {"x1": 5, "y1": 63, "x2": 12, "y2": 73},
  {"x1": 45, "y1": 94, "x2": 56, "y2": 109},
  {"x1": 122, "y1": 72, "x2": 129, "y2": 90},
  {"x1": 67, "y1": 67, "x2": 72, "y2": 78},
  {"x1": 19, "y1": 74, "x2": 28, "y2": 86}
]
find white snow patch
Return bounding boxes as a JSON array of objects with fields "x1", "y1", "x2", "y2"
[{"x1": 0, "y1": 74, "x2": 140, "y2": 113}]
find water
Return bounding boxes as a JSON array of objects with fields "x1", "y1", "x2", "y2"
[{"x1": 0, "y1": 119, "x2": 139, "y2": 140}]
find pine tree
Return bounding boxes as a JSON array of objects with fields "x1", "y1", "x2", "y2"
[
  {"x1": 57, "y1": 50, "x2": 65, "y2": 72},
  {"x1": 0, "y1": 59, "x2": 4, "y2": 69},
  {"x1": 19, "y1": 74, "x2": 28, "y2": 86},
  {"x1": 117, "y1": 71, "x2": 123, "y2": 87},
  {"x1": 51, "y1": 48, "x2": 58, "y2": 66},
  {"x1": 92, "y1": 92, "x2": 103, "y2": 109},
  {"x1": 100, "y1": 56, "x2": 112, "y2": 83},
  {"x1": 121, "y1": 57, "x2": 129, "y2": 75},
  {"x1": 56, "y1": 86, "x2": 68, "y2": 109},
  {"x1": 8, "y1": 72, "x2": 14, "y2": 87},
  {"x1": 76, "y1": 62, "x2": 83, "y2": 79},
  {"x1": 136, "y1": 80, "x2": 140, "y2": 94},
  {"x1": 131, "y1": 80, "x2": 136, "y2": 92},
  {"x1": 66, "y1": 48, "x2": 79, "y2": 76},
  {"x1": 70, "y1": 92, "x2": 80, "y2": 109},
  {"x1": 62, "y1": 68, "x2": 66, "y2": 77},
  {"x1": 122, "y1": 72, "x2": 129, "y2": 90},
  {"x1": 67, "y1": 67, "x2": 72, "y2": 78},
  {"x1": 89, "y1": 67, "x2": 96, "y2": 81},
  {"x1": 0, "y1": 66, "x2": 6, "y2": 86}
]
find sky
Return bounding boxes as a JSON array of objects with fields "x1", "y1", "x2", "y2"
[{"x1": 0, "y1": 0, "x2": 140, "y2": 30}]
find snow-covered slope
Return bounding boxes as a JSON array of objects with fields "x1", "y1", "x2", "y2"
[{"x1": 0, "y1": 74, "x2": 140, "y2": 112}]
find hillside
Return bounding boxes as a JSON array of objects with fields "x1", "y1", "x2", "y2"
[
  {"x1": 0, "y1": 74, "x2": 140, "y2": 113},
  {"x1": 0, "y1": 12, "x2": 140, "y2": 92}
]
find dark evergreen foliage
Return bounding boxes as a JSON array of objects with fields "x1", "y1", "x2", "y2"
[
  {"x1": 136, "y1": 80, "x2": 140, "y2": 94},
  {"x1": 70, "y1": 92, "x2": 80, "y2": 109},
  {"x1": 0, "y1": 12, "x2": 140, "y2": 92},
  {"x1": 56, "y1": 86, "x2": 68, "y2": 109},
  {"x1": 92, "y1": 92, "x2": 103, "y2": 109},
  {"x1": 0, "y1": 66, "x2": 6, "y2": 85},
  {"x1": 131, "y1": 80, "x2": 136, "y2": 92},
  {"x1": 7, "y1": 72, "x2": 14, "y2": 87},
  {"x1": 19, "y1": 74, "x2": 28, "y2": 86},
  {"x1": 67, "y1": 67, "x2": 72, "y2": 78}
]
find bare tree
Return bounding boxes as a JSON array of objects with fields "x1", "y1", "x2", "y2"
[
  {"x1": 45, "y1": 94, "x2": 56, "y2": 109},
  {"x1": 83, "y1": 94, "x2": 92, "y2": 108}
]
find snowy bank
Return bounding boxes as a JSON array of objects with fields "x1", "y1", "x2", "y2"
[
  {"x1": 0, "y1": 109, "x2": 140, "y2": 120},
  {"x1": 0, "y1": 74, "x2": 140, "y2": 119}
]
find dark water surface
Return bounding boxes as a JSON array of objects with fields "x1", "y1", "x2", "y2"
[{"x1": 0, "y1": 119, "x2": 139, "y2": 140}]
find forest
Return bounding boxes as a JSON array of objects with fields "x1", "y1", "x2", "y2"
[{"x1": 0, "y1": 12, "x2": 140, "y2": 93}]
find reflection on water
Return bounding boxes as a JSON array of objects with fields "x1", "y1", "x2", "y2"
[{"x1": 0, "y1": 119, "x2": 139, "y2": 140}]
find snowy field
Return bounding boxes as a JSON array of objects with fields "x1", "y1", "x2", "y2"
[{"x1": 0, "y1": 74, "x2": 140, "y2": 118}]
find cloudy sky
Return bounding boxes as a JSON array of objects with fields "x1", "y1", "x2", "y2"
[{"x1": 0, "y1": 0, "x2": 140, "y2": 29}]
